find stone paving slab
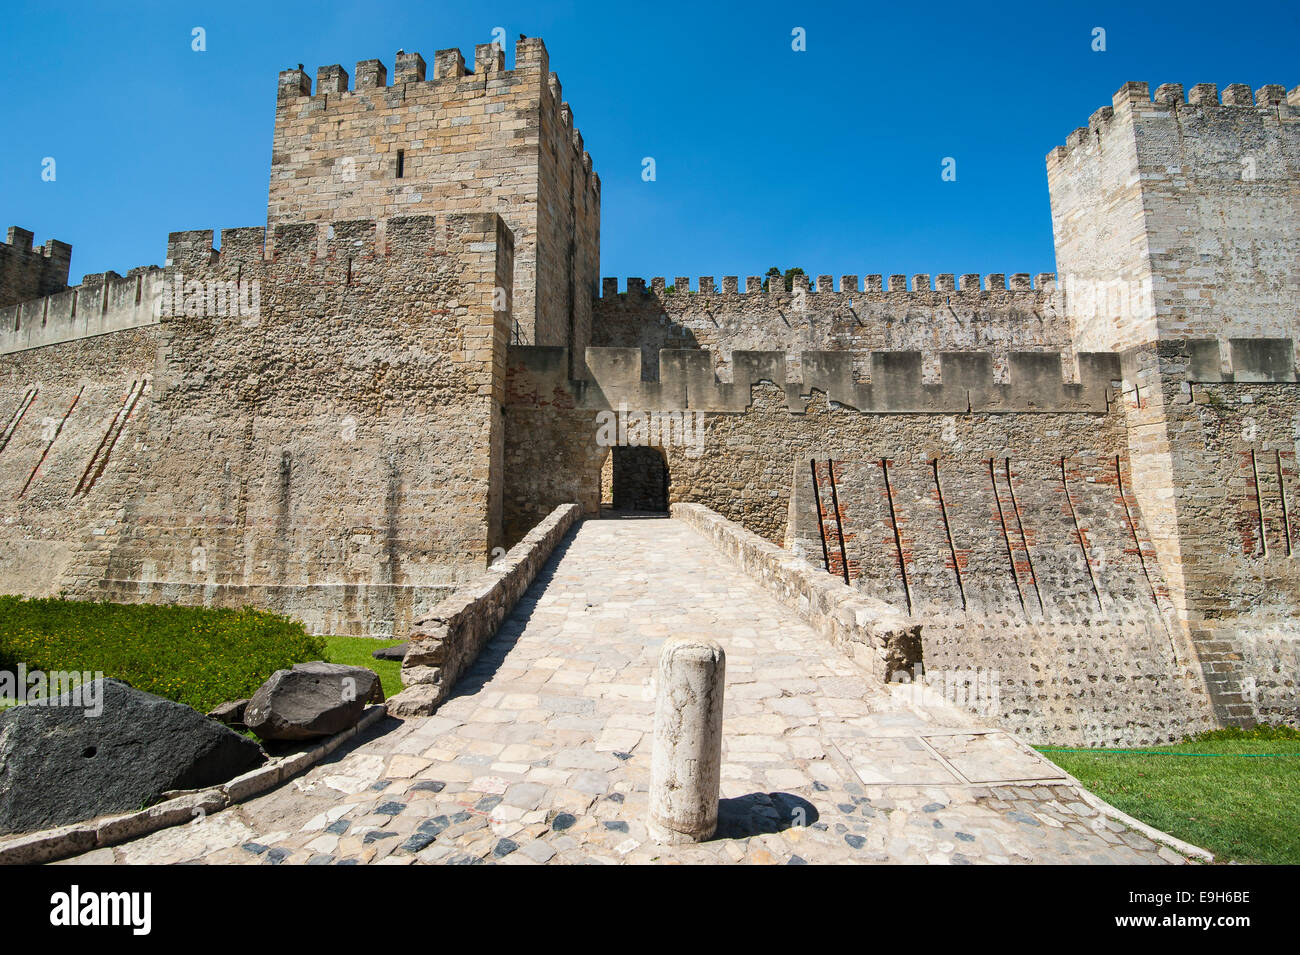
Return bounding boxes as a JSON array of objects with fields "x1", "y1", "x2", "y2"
[{"x1": 63, "y1": 516, "x2": 1193, "y2": 866}]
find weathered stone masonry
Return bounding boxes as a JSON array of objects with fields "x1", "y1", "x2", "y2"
[
  {"x1": 0, "y1": 227, "x2": 71, "y2": 311},
  {"x1": 1, "y1": 213, "x2": 513, "y2": 638},
  {"x1": 0, "y1": 46, "x2": 1295, "y2": 742}
]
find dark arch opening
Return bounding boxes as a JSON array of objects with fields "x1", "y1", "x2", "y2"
[{"x1": 611, "y1": 446, "x2": 669, "y2": 513}]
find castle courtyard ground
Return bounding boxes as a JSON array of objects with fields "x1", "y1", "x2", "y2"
[{"x1": 60, "y1": 516, "x2": 1193, "y2": 865}]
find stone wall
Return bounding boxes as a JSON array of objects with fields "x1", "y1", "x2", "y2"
[
  {"x1": 503, "y1": 343, "x2": 1225, "y2": 742},
  {"x1": 1126, "y1": 340, "x2": 1300, "y2": 727},
  {"x1": 0, "y1": 213, "x2": 515, "y2": 638},
  {"x1": 503, "y1": 342, "x2": 1120, "y2": 543},
  {"x1": 789, "y1": 454, "x2": 1212, "y2": 746},
  {"x1": 593, "y1": 273, "x2": 1070, "y2": 382},
  {"x1": 268, "y1": 38, "x2": 599, "y2": 353},
  {"x1": 0, "y1": 227, "x2": 72, "y2": 310}
]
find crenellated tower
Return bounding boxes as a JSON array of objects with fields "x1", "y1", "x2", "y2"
[
  {"x1": 268, "y1": 37, "x2": 600, "y2": 363},
  {"x1": 1049, "y1": 81, "x2": 1300, "y2": 725}
]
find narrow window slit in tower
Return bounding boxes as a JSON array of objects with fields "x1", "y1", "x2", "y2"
[
  {"x1": 396, "y1": 150, "x2": 405, "y2": 179},
  {"x1": 346, "y1": 258, "x2": 353, "y2": 287}
]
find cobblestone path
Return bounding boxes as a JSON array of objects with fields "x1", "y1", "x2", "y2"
[{"x1": 64, "y1": 516, "x2": 1193, "y2": 865}]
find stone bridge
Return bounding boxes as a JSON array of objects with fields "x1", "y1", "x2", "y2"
[{"x1": 65, "y1": 515, "x2": 1196, "y2": 865}]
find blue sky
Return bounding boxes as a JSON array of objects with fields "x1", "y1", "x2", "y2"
[{"x1": 1, "y1": 0, "x2": 1295, "y2": 285}]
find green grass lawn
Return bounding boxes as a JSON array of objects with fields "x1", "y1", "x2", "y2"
[
  {"x1": 1037, "y1": 726, "x2": 1300, "y2": 865},
  {"x1": 320, "y1": 635, "x2": 404, "y2": 701},
  {"x1": 0, "y1": 596, "x2": 401, "y2": 716}
]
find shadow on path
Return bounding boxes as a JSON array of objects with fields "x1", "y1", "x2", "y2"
[{"x1": 714, "y1": 792, "x2": 820, "y2": 839}]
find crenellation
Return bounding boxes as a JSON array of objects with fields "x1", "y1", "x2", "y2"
[
  {"x1": 1255, "y1": 84, "x2": 1286, "y2": 106},
  {"x1": 277, "y1": 66, "x2": 310, "y2": 100},
  {"x1": 508, "y1": 344, "x2": 1117, "y2": 414},
  {"x1": 394, "y1": 51, "x2": 426, "y2": 84},
  {"x1": 219, "y1": 227, "x2": 268, "y2": 264},
  {"x1": 1187, "y1": 82, "x2": 1219, "y2": 105},
  {"x1": 315, "y1": 64, "x2": 348, "y2": 94},
  {"x1": 474, "y1": 43, "x2": 503, "y2": 75},
  {"x1": 1221, "y1": 83, "x2": 1253, "y2": 106},
  {"x1": 433, "y1": 48, "x2": 466, "y2": 79},
  {"x1": 354, "y1": 58, "x2": 387, "y2": 89},
  {"x1": 1153, "y1": 82, "x2": 1184, "y2": 106}
]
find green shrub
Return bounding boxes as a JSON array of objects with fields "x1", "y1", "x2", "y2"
[{"x1": 0, "y1": 595, "x2": 325, "y2": 714}]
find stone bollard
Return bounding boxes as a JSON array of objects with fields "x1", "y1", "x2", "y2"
[{"x1": 648, "y1": 637, "x2": 726, "y2": 844}]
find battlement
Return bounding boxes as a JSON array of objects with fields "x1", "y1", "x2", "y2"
[
  {"x1": 273, "y1": 40, "x2": 596, "y2": 187},
  {"x1": 599, "y1": 272, "x2": 1056, "y2": 298},
  {"x1": 508, "y1": 345, "x2": 1119, "y2": 414},
  {"x1": 164, "y1": 214, "x2": 511, "y2": 271},
  {"x1": 0, "y1": 267, "x2": 162, "y2": 355},
  {"x1": 1048, "y1": 80, "x2": 1299, "y2": 164},
  {"x1": 277, "y1": 37, "x2": 545, "y2": 101}
]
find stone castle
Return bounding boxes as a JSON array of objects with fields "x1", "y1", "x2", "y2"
[{"x1": 0, "y1": 38, "x2": 1295, "y2": 746}]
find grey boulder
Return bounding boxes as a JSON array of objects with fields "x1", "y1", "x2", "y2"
[
  {"x1": 244, "y1": 662, "x2": 384, "y2": 742},
  {"x1": 0, "y1": 678, "x2": 265, "y2": 836},
  {"x1": 372, "y1": 642, "x2": 408, "y2": 661}
]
